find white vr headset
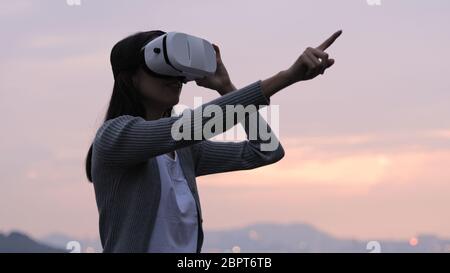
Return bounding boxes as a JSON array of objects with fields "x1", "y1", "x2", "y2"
[{"x1": 141, "y1": 32, "x2": 217, "y2": 82}]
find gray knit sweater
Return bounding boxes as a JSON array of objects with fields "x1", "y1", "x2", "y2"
[{"x1": 91, "y1": 80, "x2": 285, "y2": 253}]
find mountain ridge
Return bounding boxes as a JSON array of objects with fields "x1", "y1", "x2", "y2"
[{"x1": 2, "y1": 223, "x2": 450, "y2": 253}]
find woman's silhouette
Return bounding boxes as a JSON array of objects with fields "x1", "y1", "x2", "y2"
[{"x1": 85, "y1": 29, "x2": 342, "y2": 253}]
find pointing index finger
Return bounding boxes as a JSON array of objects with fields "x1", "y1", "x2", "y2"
[{"x1": 316, "y1": 30, "x2": 342, "y2": 51}]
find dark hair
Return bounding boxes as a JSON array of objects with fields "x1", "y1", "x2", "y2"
[{"x1": 85, "y1": 30, "x2": 166, "y2": 182}]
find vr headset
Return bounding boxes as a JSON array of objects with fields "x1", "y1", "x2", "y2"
[{"x1": 141, "y1": 32, "x2": 217, "y2": 82}]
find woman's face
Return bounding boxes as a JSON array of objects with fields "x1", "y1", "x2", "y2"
[{"x1": 132, "y1": 68, "x2": 183, "y2": 109}]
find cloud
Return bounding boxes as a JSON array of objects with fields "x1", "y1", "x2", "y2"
[
  {"x1": 0, "y1": 1, "x2": 34, "y2": 17},
  {"x1": 200, "y1": 150, "x2": 391, "y2": 189},
  {"x1": 198, "y1": 142, "x2": 450, "y2": 239},
  {"x1": 200, "y1": 130, "x2": 450, "y2": 190},
  {"x1": 425, "y1": 129, "x2": 450, "y2": 140}
]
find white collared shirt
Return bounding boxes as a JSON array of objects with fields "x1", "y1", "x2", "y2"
[{"x1": 148, "y1": 151, "x2": 198, "y2": 253}]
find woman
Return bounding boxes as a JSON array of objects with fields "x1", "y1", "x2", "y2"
[{"x1": 85, "y1": 29, "x2": 342, "y2": 253}]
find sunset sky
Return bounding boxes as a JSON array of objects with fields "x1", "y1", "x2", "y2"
[{"x1": 1, "y1": 0, "x2": 450, "y2": 242}]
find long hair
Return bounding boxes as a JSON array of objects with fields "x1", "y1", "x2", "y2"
[{"x1": 85, "y1": 30, "x2": 167, "y2": 182}]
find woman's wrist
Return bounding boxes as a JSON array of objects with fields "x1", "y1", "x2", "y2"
[
  {"x1": 261, "y1": 70, "x2": 294, "y2": 99},
  {"x1": 217, "y1": 81, "x2": 236, "y2": 95}
]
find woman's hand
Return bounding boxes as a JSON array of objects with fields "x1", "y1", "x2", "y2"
[
  {"x1": 261, "y1": 30, "x2": 343, "y2": 99},
  {"x1": 195, "y1": 44, "x2": 235, "y2": 95},
  {"x1": 284, "y1": 30, "x2": 342, "y2": 84}
]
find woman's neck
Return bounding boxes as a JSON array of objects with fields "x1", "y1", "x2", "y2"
[
  {"x1": 145, "y1": 110, "x2": 163, "y2": 121},
  {"x1": 143, "y1": 102, "x2": 167, "y2": 121}
]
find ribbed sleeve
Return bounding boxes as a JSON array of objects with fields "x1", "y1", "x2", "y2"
[
  {"x1": 93, "y1": 80, "x2": 269, "y2": 167},
  {"x1": 190, "y1": 108, "x2": 285, "y2": 177}
]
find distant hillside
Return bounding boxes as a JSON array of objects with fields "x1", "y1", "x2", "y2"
[
  {"x1": 202, "y1": 223, "x2": 450, "y2": 253},
  {"x1": 41, "y1": 223, "x2": 450, "y2": 253},
  {"x1": 203, "y1": 222, "x2": 365, "y2": 252},
  {"x1": 0, "y1": 231, "x2": 65, "y2": 253},
  {"x1": 2, "y1": 223, "x2": 450, "y2": 253}
]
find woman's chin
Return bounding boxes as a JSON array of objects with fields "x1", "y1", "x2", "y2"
[
  {"x1": 166, "y1": 86, "x2": 181, "y2": 97},
  {"x1": 171, "y1": 97, "x2": 180, "y2": 106},
  {"x1": 165, "y1": 87, "x2": 181, "y2": 102},
  {"x1": 165, "y1": 95, "x2": 180, "y2": 107}
]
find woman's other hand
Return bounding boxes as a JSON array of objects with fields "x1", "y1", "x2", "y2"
[{"x1": 195, "y1": 44, "x2": 235, "y2": 95}]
